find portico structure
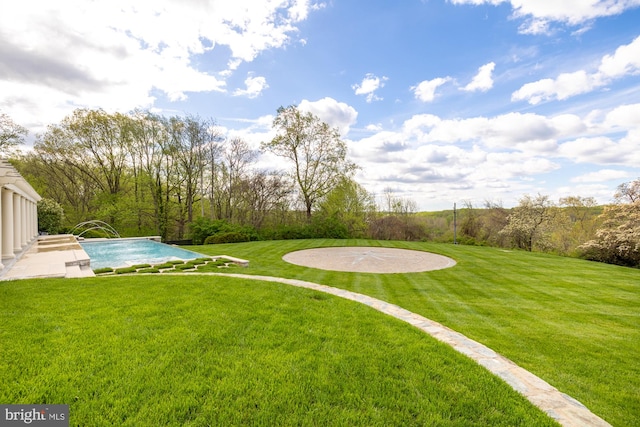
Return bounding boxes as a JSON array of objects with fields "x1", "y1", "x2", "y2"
[{"x1": 0, "y1": 159, "x2": 41, "y2": 270}]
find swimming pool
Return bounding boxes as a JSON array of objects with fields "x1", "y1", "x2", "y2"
[{"x1": 80, "y1": 238, "x2": 207, "y2": 270}]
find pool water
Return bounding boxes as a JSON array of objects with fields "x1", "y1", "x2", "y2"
[{"x1": 80, "y1": 239, "x2": 206, "y2": 270}]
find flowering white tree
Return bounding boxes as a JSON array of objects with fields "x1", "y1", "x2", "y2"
[
  {"x1": 500, "y1": 194, "x2": 555, "y2": 251},
  {"x1": 579, "y1": 179, "x2": 640, "y2": 267}
]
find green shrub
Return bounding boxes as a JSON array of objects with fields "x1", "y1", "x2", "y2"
[
  {"x1": 137, "y1": 268, "x2": 160, "y2": 274},
  {"x1": 204, "y1": 232, "x2": 251, "y2": 244},
  {"x1": 131, "y1": 263, "x2": 151, "y2": 269},
  {"x1": 174, "y1": 264, "x2": 195, "y2": 271},
  {"x1": 93, "y1": 267, "x2": 114, "y2": 274},
  {"x1": 115, "y1": 267, "x2": 138, "y2": 274},
  {"x1": 37, "y1": 198, "x2": 65, "y2": 234},
  {"x1": 189, "y1": 218, "x2": 234, "y2": 245},
  {"x1": 154, "y1": 262, "x2": 176, "y2": 270}
]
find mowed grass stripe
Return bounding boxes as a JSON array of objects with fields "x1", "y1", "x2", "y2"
[
  {"x1": 191, "y1": 239, "x2": 640, "y2": 426},
  {"x1": 0, "y1": 276, "x2": 557, "y2": 426}
]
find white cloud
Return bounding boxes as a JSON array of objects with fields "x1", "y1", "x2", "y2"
[
  {"x1": 558, "y1": 136, "x2": 640, "y2": 165},
  {"x1": 0, "y1": 0, "x2": 319, "y2": 129},
  {"x1": 399, "y1": 111, "x2": 584, "y2": 152},
  {"x1": 461, "y1": 62, "x2": 496, "y2": 92},
  {"x1": 512, "y1": 36, "x2": 640, "y2": 104},
  {"x1": 411, "y1": 77, "x2": 452, "y2": 102},
  {"x1": 233, "y1": 74, "x2": 269, "y2": 98},
  {"x1": 352, "y1": 73, "x2": 388, "y2": 102},
  {"x1": 571, "y1": 169, "x2": 631, "y2": 182},
  {"x1": 451, "y1": 0, "x2": 640, "y2": 34},
  {"x1": 298, "y1": 97, "x2": 358, "y2": 135}
]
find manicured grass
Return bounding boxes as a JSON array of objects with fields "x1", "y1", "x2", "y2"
[
  {"x1": 0, "y1": 276, "x2": 556, "y2": 426},
  {"x1": 189, "y1": 239, "x2": 640, "y2": 426}
]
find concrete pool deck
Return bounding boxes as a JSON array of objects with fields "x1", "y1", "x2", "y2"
[{"x1": 1, "y1": 234, "x2": 94, "y2": 280}]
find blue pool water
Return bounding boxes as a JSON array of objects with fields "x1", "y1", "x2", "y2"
[{"x1": 81, "y1": 239, "x2": 206, "y2": 270}]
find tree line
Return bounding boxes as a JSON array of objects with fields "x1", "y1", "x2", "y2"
[{"x1": 2, "y1": 107, "x2": 639, "y2": 268}]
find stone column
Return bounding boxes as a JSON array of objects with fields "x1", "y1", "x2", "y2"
[
  {"x1": 2, "y1": 189, "x2": 14, "y2": 260},
  {"x1": 13, "y1": 193, "x2": 21, "y2": 252},
  {"x1": 33, "y1": 202, "x2": 39, "y2": 239},
  {"x1": 20, "y1": 197, "x2": 27, "y2": 248},
  {"x1": 29, "y1": 201, "x2": 36, "y2": 240}
]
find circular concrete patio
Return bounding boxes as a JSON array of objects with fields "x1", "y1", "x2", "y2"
[{"x1": 282, "y1": 247, "x2": 456, "y2": 273}]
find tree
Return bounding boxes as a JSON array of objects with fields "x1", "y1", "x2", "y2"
[
  {"x1": 317, "y1": 177, "x2": 376, "y2": 238},
  {"x1": 579, "y1": 179, "x2": 640, "y2": 267},
  {"x1": 0, "y1": 112, "x2": 27, "y2": 153},
  {"x1": 261, "y1": 105, "x2": 357, "y2": 218},
  {"x1": 579, "y1": 200, "x2": 640, "y2": 267},
  {"x1": 500, "y1": 194, "x2": 555, "y2": 251},
  {"x1": 38, "y1": 198, "x2": 65, "y2": 234},
  {"x1": 615, "y1": 179, "x2": 640, "y2": 203}
]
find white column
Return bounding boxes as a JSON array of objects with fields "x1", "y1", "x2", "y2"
[
  {"x1": 29, "y1": 201, "x2": 36, "y2": 240},
  {"x1": 2, "y1": 189, "x2": 14, "y2": 260},
  {"x1": 20, "y1": 197, "x2": 27, "y2": 248},
  {"x1": 13, "y1": 193, "x2": 21, "y2": 252},
  {"x1": 33, "y1": 202, "x2": 38, "y2": 239}
]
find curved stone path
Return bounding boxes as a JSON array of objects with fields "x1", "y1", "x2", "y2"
[{"x1": 202, "y1": 272, "x2": 611, "y2": 427}]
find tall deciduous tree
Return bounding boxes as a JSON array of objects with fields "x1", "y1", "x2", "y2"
[
  {"x1": 580, "y1": 179, "x2": 640, "y2": 267},
  {"x1": 500, "y1": 194, "x2": 555, "y2": 251},
  {"x1": 262, "y1": 105, "x2": 357, "y2": 218},
  {"x1": 0, "y1": 112, "x2": 27, "y2": 153}
]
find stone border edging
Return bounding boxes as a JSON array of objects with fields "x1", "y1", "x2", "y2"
[{"x1": 195, "y1": 272, "x2": 611, "y2": 427}]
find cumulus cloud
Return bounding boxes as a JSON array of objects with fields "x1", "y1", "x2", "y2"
[
  {"x1": 345, "y1": 100, "x2": 640, "y2": 208},
  {"x1": 0, "y1": 0, "x2": 319, "y2": 128},
  {"x1": 461, "y1": 62, "x2": 496, "y2": 92},
  {"x1": 450, "y1": 0, "x2": 640, "y2": 34},
  {"x1": 512, "y1": 35, "x2": 640, "y2": 104},
  {"x1": 411, "y1": 77, "x2": 452, "y2": 102},
  {"x1": 571, "y1": 169, "x2": 631, "y2": 183},
  {"x1": 352, "y1": 73, "x2": 388, "y2": 102},
  {"x1": 233, "y1": 74, "x2": 269, "y2": 98},
  {"x1": 298, "y1": 97, "x2": 358, "y2": 135}
]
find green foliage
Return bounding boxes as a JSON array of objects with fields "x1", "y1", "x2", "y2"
[
  {"x1": 154, "y1": 262, "x2": 177, "y2": 270},
  {"x1": 190, "y1": 217, "x2": 257, "y2": 244},
  {"x1": 131, "y1": 263, "x2": 151, "y2": 269},
  {"x1": 204, "y1": 232, "x2": 251, "y2": 244},
  {"x1": 189, "y1": 217, "x2": 231, "y2": 244},
  {"x1": 137, "y1": 268, "x2": 160, "y2": 273},
  {"x1": 0, "y1": 111, "x2": 27, "y2": 152},
  {"x1": 92, "y1": 267, "x2": 114, "y2": 274},
  {"x1": 114, "y1": 266, "x2": 138, "y2": 274},
  {"x1": 579, "y1": 200, "x2": 640, "y2": 267},
  {"x1": 37, "y1": 198, "x2": 65, "y2": 234},
  {"x1": 500, "y1": 194, "x2": 555, "y2": 251},
  {"x1": 261, "y1": 105, "x2": 358, "y2": 217},
  {"x1": 316, "y1": 177, "x2": 376, "y2": 238}
]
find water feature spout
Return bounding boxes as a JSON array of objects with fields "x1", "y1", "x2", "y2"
[{"x1": 69, "y1": 220, "x2": 121, "y2": 238}]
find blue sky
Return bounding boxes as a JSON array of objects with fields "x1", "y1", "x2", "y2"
[{"x1": 2, "y1": 0, "x2": 640, "y2": 210}]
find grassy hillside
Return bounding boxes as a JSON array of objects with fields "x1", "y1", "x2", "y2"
[
  {"x1": 1, "y1": 240, "x2": 638, "y2": 425},
  {"x1": 1, "y1": 276, "x2": 556, "y2": 426},
  {"x1": 191, "y1": 239, "x2": 639, "y2": 426}
]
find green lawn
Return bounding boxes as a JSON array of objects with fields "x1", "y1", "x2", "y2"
[
  {"x1": 1, "y1": 239, "x2": 638, "y2": 426},
  {"x1": 1, "y1": 276, "x2": 555, "y2": 426},
  {"x1": 189, "y1": 239, "x2": 640, "y2": 426}
]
